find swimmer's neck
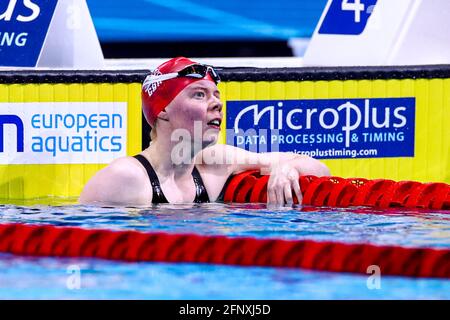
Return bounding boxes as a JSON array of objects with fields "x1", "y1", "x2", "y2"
[{"x1": 143, "y1": 139, "x2": 202, "y2": 179}]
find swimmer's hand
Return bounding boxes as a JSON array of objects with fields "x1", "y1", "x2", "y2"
[
  {"x1": 267, "y1": 163, "x2": 302, "y2": 206},
  {"x1": 200, "y1": 145, "x2": 330, "y2": 205},
  {"x1": 267, "y1": 155, "x2": 330, "y2": 206}
]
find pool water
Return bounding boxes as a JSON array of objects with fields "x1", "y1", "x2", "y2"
[{"x1": 0, "y1": 201, "x2": 449, "y2": 299}]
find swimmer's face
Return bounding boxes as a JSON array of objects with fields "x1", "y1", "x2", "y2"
[{"x1": 165, "y1": 79, "x2": 223, "y2": 146}]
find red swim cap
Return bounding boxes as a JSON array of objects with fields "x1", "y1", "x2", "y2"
[{"x1": 141, "y1": 57, "x2": 215, "y2": 126}]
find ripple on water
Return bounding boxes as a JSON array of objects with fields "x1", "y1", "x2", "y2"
[{"x1": 0, "y1": 202, "x2": 448, "y2": 248}]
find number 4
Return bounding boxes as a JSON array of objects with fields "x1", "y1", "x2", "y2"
[{"x1": 341, "y1": 0, "x2": 365, "y2": 23}]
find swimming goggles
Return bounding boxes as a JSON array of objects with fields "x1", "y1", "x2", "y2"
[{"x1": 145, "y1": 64, "x2": 221, "y2": 85}]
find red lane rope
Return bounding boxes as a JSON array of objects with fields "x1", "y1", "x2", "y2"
[
  {"x1": 223, "y1": 172, "x2": 450, "y2": 210},
  {"x1": 0, "y1": 223, "x2": 449, "y2": 278}
]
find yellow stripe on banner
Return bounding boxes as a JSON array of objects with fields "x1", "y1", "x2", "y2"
[
  {"x1": 220, "y1": 78, "x2": 450, "y2": 184},
  {"x1": 0, "y1": 83, "x2": 142, "y2": 200}
]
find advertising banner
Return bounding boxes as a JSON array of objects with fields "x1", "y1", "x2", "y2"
[
  {"x1": 226, "y1": 98, "x2": 415, "y2": 159},
  {"x1": 0, "y1": 0, "x2": 57, "y2": 67},
  {"x1": 0, "y1": 102, "x2": 127, "y2": 164}
]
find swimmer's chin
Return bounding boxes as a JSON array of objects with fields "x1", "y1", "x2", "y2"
[{"x1": 202, "y1": 135, "x2": 220, "y2": 148}]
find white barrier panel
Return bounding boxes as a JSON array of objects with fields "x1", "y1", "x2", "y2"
[
  {"x1": 303, "y1": 0, "x2": 450, "y2": 66},
  {"x1": 0, "y1": 0, "x2": 103, "y2": 68}
]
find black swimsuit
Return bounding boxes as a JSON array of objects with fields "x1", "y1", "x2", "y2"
[{"x1": 133, "y1": 154, "x2": 210, "y2": 204}]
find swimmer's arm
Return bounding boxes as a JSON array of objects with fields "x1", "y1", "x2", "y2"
[
  {"x1": 261, "y1": 151, "x2": 330, "y2": 177},
  {"x1": 79, "y1": 157, "x2": 151, "y2": 206},
  {"x1": 222, "y1": 145, "x2": 330, "y2": 177},
  {"x1": 225, "y1": 145, "x2": 330, "y2": 205}
]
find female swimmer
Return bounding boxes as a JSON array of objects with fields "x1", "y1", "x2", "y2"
[{"x1": 79, "y1": 57, "x2": 330, "y2": 206}]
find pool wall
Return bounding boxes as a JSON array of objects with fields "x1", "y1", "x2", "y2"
[{"x1": 0, "y1": 65, "x2": 448, "y2": 199}]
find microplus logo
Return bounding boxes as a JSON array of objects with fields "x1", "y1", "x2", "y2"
[
  {"x1": 0, "y1": 0, "x2": 58, "y2": 67},
  {"x1": 226, "y1": 98, "x2": 415, "y2": 159},
  {"x1": 0, "y1": 102, "x2": 127, "y2": 164}
]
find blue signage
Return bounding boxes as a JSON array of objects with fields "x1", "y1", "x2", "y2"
[
  {"x1": 226, "y1": 98, "x2": 415, "y2": 159},
  {"x1": 0, "y1": 115, "x2": 24, "y2": 152},
  {"x1": 319, "y1": 0, "x2": 377, "y2": 35},
  {"x1": 0, "y1": 0, "x2": 58, "y2": 67}
]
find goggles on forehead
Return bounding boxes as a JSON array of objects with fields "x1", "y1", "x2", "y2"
[{"x1": 144, "y1": 63, "x2": 221, "y2": 85}]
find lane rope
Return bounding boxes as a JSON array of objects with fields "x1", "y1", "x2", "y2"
[
  {"x1": 0, "y1": 223, "x2": 449, "y2": 278},
  {"x1": 222, "y1": 172, "x2": 450, "y2": 210}
]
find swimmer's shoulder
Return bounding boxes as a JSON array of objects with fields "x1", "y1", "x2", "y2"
[{"x1": 79, "y1": 155, "x2": 152, "y2": 206}]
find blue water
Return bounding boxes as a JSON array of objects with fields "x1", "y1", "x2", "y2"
[
  {"x1": 86, "y1": 0, "x2": 327, "y2": 41},
  {"x1": 0, "y1": 201, "x2": 449, "y2": 299}
]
